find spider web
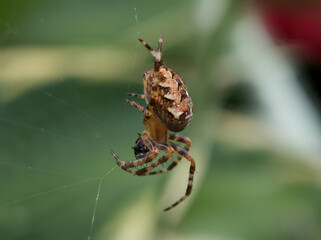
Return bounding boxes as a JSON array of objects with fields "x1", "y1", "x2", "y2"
[
  {"x1": 0, "y1": 9, "x2": 149, "y2": 240},
  {"x1": 0, "y1": 71, "x2": 158, "y2": 239},
  {"x1": 0, "y1": 79, "x2": 121, "y2": 239}
]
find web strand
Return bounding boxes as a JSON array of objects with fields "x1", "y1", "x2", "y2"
[
  {"x1": 0, "y1": 160, "x2": 94, "y2": 179},
  {"x1": 0, "y1": 177, "x2": 97, "y2": 209},
  {"x1": 2, "y1": 58, "x2": 115, "y2": 239},
  {"x1": 37, "y1": 88, "x2": 106, "y2": 126},
  {"x1": 131, "y1": 7, "x2": 140, "y2": 68},
  {"x1": 0, "y1": 116, "x2": 106, "y2": 151},
  {"x1": 0, "y1": 88, "x2": 116, "y2": 239},
  {"x1": 60, "y1": 77, "x2": 91, "y2": 111},
  {"x1": 87, "y1": 165, "x2": 117, "y2": 240},
  {"x1": 134, "y1": 7, "x2": 140, "y2": 37}
]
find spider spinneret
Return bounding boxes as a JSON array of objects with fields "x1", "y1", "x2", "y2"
[{"x1": 110, "y1": 35, "x2": 195, "y2": 211}]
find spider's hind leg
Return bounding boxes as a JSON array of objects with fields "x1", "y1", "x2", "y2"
[
  {"x1": 168, "y1": 133, "x2": 191, "y2": 151},
  {"x1": 163, "y1": 143, "x2": 196, "y2": 211}
]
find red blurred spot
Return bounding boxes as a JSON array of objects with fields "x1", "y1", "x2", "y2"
[{"x1": 256, "y1": 2, "x2": 321, "y2": 63}]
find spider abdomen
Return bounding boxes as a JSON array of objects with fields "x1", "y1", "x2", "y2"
[{"x1": 144, "y1": 66, "x2": 193, "y2": 132}]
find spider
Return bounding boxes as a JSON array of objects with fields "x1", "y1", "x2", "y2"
[{"x1": 110, "y1": 35, "x2": 195, "y2": 211}]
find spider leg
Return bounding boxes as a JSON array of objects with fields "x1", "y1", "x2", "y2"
[
  {"x1": 144, "y1": 134, "x2": 191, "y2": 175},
  {"x1": 168, "y1": 133, "x2": 191, "y2": 151},
  {"x1": 154, "y1": 34, "x2": 163, "y2": 71},
  {"x1": 127, "y1": 93, "x2": 145, "y2": 99},
  {"x1": 135, "y1": 143, "x2": 174, "y2": 175},
  {"x1": 138, "y1": 38, "x2": 157, "y2": 58},
  {"x1": 138, "y1": 35, "x2": 163, "y2": 71},
  {"x1": 111, "y1": 150, "x2": 158, "y2": 174},
  {"x1": 163, "y1": 143, "x2": 195, "y2": 212},
  {"x1": 111, "y1": 134, "x2": 158, "y2": 171},
  {"x1": 156, "y1": 34, "x2": 163, "y2": 62},
  {"x1": 125, "y1": 99, "x2": 152, "y2": 117}
]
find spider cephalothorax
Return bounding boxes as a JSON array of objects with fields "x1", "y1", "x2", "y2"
[{"x1": 111, "y1": 35, "x2": 195, "y2": 211}]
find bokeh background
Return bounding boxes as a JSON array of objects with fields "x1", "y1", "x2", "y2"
[{"x1": 1, "y1": 0, "x2": 321, "y2": 240}]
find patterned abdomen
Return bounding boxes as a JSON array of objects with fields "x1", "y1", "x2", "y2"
[{"x1": 144, "y1": 66, "x2": 193, "y2": 132}]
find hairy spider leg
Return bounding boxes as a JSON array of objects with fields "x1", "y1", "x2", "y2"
[
  {"x1": 139, "y1": 34, "x2": 163, "y2": 71},
  {"x1": 163, "y1": 143, "x2": 195, "y2": 212},
  {"x1": 138, "y1": 38, "x2": 157, "y2": 58},
  {"x1": 135, "y1": 143, "x2": 174, "y2": 175},
  {"x1": 141, "y1": 133, "x2": 191, "y2": 176},
  {"x1": 111, "y1": 148, "x2": 157, "y2": 170},
  {"x1": 124, "y1": 99, "x2": 152, "y2": 117},
  {"x1": 127, "y1": 93, "x2": 145, "y2": 99},
  {"x1": 156, "y1": 34, "x2": 163, "y2": 62},
  {"x1": 169, "y1": 133, "x2": 191, "y2": 150},
  {"x1": 112, "y1": 143, "x2": 174, "y2": 176},
  {"x1": 110, "y1": 132, "x2": 159, "y2": 167}
]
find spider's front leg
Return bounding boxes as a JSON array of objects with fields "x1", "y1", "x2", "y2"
[
  {"x1": 111, "y1": 133, "x2": 158, "y2": 172},
  {"x1": 135, "y1": 143, "x2": 174, "y2": 175}
]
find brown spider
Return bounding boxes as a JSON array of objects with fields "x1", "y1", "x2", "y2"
[{"x1": 110, "y1": 35, "x2": 195, "y2": 211}]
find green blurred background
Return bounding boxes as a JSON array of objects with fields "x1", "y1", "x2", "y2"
[{"x1": 1, "y1": 0, "x2": 321, "y2": 240}]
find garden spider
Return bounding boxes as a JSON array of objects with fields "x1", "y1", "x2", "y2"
[{"x1": 110, "y1": 35, "x2": 195, "y2": 211}]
